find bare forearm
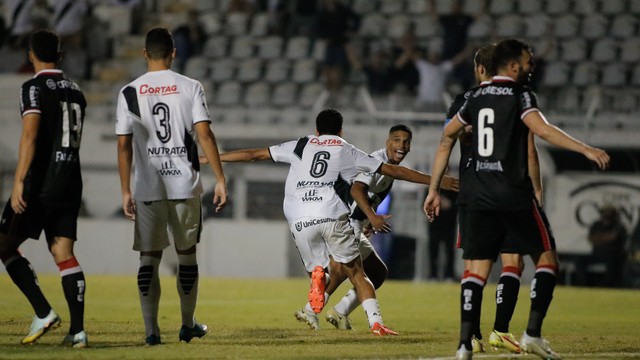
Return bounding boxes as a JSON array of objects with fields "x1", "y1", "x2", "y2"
[
  {"x1": 117, "y1": 138, "x2": 133, "y2": 194},
  {"x1": 199, "y1": 129, "x2": 226, "y2": 183},
  {"x1": 351, "y1": 183, "x2": 377, "y2": 222},
  {"x1": 381, "y1": 163, "x2": 431, "y2": 185},
  {"x1": 14, "y1": 133, "x2": 36, "y2": 185},
  {"x1": 429, "y1": 135, "x2": 456, "y2": 191}
]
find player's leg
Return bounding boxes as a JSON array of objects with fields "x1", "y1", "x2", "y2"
[
  {"x1": 325, "y1": 219, "x2": 396, "y2": 336},
  {"x1": 327, "y1": 234, "x2": 388, "y2": 329},
  {"x1": 134, "y1": 200, "x2": 171, "y2": 345},
  {"x1": 0, "y1": 201, "x2": 60, "y2": 344},
  {"x1": 506, "y1": 201, "x2": 561, "y2": 359},
  {"x1": 488, "y1": 252, "x2": 522, "y2": 353},
  {"x1": 45, "y1": 205, "x2": 87, "y2": 347},
  {"x1": 170, "y1": 198, "x2": 207, "y2": 343},
  {"x1": 456, "y1": 210, "x2": 502, "y2": 357},
  {"x1": 289, "y1": 219, "x2": 332, "y2": 330}
]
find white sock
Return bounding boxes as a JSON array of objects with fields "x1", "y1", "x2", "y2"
[
  {"x1": 138, "y1": 255, "x2": 161, "y2": 337},
  {"x1": 334, "y1": 288, "x2": 359, "y2": 316},
  {"x1": 177, "y1": 253, "x2": 198, "y2": 328},
  {"x1": 362, "y1": 298, "x2": 383, "y2": 328}
]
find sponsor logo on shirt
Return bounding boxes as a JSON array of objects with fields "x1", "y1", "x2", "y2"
[
  {"x1": 147, "y1": 146, "x2": 187, "y2": 157},
  {"x1": 294, "y1": 217, "x2": 336, "y2": 231},
  {"x1": 139, "y1": 84, "x2": 179, "y2": 95},
  {"x1": 157, "y1": 160, "x2": 182, "y2": 176},
  {"x1": 310, "y1": 138, "x2": 342, "y2": 146},
  {"x1": 301, "y1": 189, "x2": 323, "y2": 203},
  {"x1": 55, "y1": 151, "x2": 77, "y2": 162},
  {"x1": 476, "y1": 160, "x2": 504, "y2": 172},
  {"x1": 473, "y1": 86, "x2": 514, "y2": 97},
  {"x1": 296, "y1": 180, "x2": 335, "y2": 188}
]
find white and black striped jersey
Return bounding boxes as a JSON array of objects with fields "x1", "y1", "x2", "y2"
[
  {"x1": 348, "y1": 148, "x2": 394, "y2": 221},
  {"x1": 116, "y1": 69, "x2": 210, "y2": 201},
  {"x1": 269, "y1": 135, "x2": 382, "y2": 223},
  {"x1": 20, "y1": 69, "x2": 86, "y2": 207},
  {"x1": 456, "y1": 76, "x2": 537, "y2": 210}
]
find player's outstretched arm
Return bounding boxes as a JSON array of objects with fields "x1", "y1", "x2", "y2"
[
  {"x1": 523, "y1": 111, "x2": 610, "y2": 170},
  {"x1": 117, "y1": 134, "x2": 136, "y2": 220},
  {"x1": 351, "y1": 181, "x2": 391, "y2": 233},
  {"x1": 219, "y1": 148, "x2": 272, "y2": 162},
  {"x1": 195, "y1": 122, "x2": 227, "y2": 212}
]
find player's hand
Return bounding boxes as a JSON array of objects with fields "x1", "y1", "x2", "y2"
[
  {"x1": 212, "y1": 182, "x2": 227, "y2": 213},
  {"x1": 423, "y1": 191, "x2": 441, "y2": 222},
  {"x1": 440, "y1": 175, "x2": 460, "y2": 192},
  {"x1": 369, "y1": 214, "x2": 392, "y2": 233},
  {"x1": 10, "y1": 181, "x2": 27, "y2": 214},
  {"x1": 122, "y1": 192, "x2": 136, "y2": 221},
  {"x1": 584, "y1": 147, "x2": 610, "y2": 170}
]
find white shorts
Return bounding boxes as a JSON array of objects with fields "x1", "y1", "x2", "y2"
[
  {"x1": 349, "y1": 218, "x2": 375, "y2": 260},
  {"x1": 289, "y1": 215, "x2": 360, "y2": 272},
  {"x1": 134, "y1": 197, "x2": 202, "y2": 252}
]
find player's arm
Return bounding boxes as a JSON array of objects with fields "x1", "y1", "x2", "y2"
[
  {"x1": 11, "y1": 113, "x2": 40, "y2": 214},
  {"x1": 117, "y1": 134, "x2": 135, "y2": 220},
  {"x1": 423, "y1": 114, "x2": 465, "y2": 221},
  {"x1": 195, "y1": 121, "x2": 227, "y2": 213},
  {"x1": 219, "y1": 148, "x2": 272, "y2": 162},
  {"x1": 350, "y1": 181, "x2": 391, "y2": 233},
  {"x1": 523, "y1": 111, "x2": 610, "y2": 170},
  {"x1": 527, "y1": 131, "x2": 543, "y2": 206}
]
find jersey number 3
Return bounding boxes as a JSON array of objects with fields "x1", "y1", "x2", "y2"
[
  {"x1": 478, "y1": 108, "x2": 494, "y2": 157},
  {"x1": 153, "y1": 102, "x2": 172, "y2": 143}
]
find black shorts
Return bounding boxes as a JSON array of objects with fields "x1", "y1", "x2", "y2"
[
  {"x1": 459, "y1": 200, "x2": 556, "y2": 260},
  {"x1": 0, "y1": 198, "x2": 79, "y2": 242}
]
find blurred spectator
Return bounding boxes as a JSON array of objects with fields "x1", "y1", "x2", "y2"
[
  {"x1": 287, "y1": 0, "x2": 318, "y2": 37},
  {"x1": 4, "y1": 0, "x2": 48, "y2": 50},
  {"x1": 426, "y1": 189, "x2": 457, "y2": 281},
  {"x1": 430, "y1": 0, "x2": 486, "y2": 90},
  {"x1": 577, "y1": 204, "x2": 628, "y2": 287},
  {"x1": 314, "y1": 0, "x2": 360, "y2": 93},
  {"x1": 266, "y1": 0, "x2": 291, "y2": 37},
  {"x1": 390, "y1": 26, "x2": 420, "y2": 94},
  {"x1": 53, "y1": 0, "x2": 89, "y2": 79},
  {"x1": 413, "y1": 46, "x2": 469, "y2": 112},
  {"x1": 353, "y1": 44, "x2": 394, "y2": 96},
  {"x1": 228, "y1": 0, "x2": 257, "y2": 15},
  {"x1": 110, "y1": 0, "x2": 144, "y2": 34},
  {"x1": 173, "y1": 8, "x2": 207, "y2": 74}
]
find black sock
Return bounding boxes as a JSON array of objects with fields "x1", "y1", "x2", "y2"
[
  {"x1": 460, "y1": 275, "x2": 485, "y2": 350},
  {"x1": 494, "y1": 269, "x2": 520, "y2": 333},
  {"x1": 5, "y1": 255, "x2": 51, "y2": 318},
  {"x1": 527, "y1": 268, "x2": 557, "y2": 337},
  {"x1": 61, "y1": 272, "x2": 85, "y2": 334}
]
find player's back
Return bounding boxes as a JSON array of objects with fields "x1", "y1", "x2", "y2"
[
  {"x1": 271, "y1": 135, "x2": 381, "y2": 222},
  {"x1": 21, "y1": 69, "x2": 86, "y2": 206},
  {"x1": 457, "y1": 77, "x2": 534, "y2": 210},
  {"x1": 117, "y1": 69, "x2": 209, "y2": 201}
]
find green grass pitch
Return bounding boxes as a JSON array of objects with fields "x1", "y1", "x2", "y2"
[{"x1": 0, "y1": 275, "x2": 638, "y2": 359}]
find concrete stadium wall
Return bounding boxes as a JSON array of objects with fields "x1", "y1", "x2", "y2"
[{"x1": 0, "y1": 219, "x2": 298, "y2": 278}]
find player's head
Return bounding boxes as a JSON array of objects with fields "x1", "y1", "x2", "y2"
[
  {"x1": 473, "y1": 43, "x2": 495, "y2": 84},
  {"x1": 315, "y1": 109, "x2": 343, "y2": 136},
  {"x1": 144, "y1": 28, "x2": 175, "y2": 61},
  {"x1": 386, "y1": 124, "x2": 412, "y2": 164},
  {"x1": 28, "y1": 29, "x2": 61, "y2": 64},
  {"x1": 493, "y1": 38, "x2": 534, "y2": 85}
]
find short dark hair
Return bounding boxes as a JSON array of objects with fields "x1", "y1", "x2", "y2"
[
  {"x1": 493, "y1": 38, "x2": 531, "y2": 71},
  {"x1": 389, "y1": 124, "x2": 412, "y2": 139},
  {"x1": 145, "y1": 28, "x2": 174, "y2": 60},
  {"x1": 315, "y1": 109, "x2": 343, "y2": 135},
  {"x1": 474, "y1": 43, "x2": 496, "y2": 77},
  {"x1": 29, "y1": 29, "x2": 60, "y2": 63}
]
